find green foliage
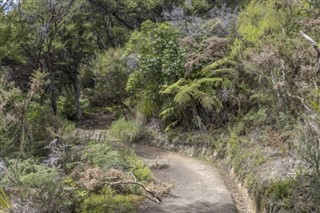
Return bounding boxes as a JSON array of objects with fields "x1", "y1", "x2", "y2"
[
  {"x1": 131, "y1": 21, "x2": 185, "y2": 84},
  {"x1": 82, "y1": 142, "x2": 127, "y2": 169},
  {"x1": 81, "y1": 187, "x2": 138, "y2": 213},
  {"x1": 57, "y1": 94, "x2": 90, "y2": 118},
  {"x1": 0, "y1": 188, "x2": 11, "y2": 210},
  {"x1": 184, "y1": 0, "x2": 211, "y2": 14},
  {"x1": 237, "y1": 0, "x2": 285, "y2": 44},
  {"x1": 126, "y1": 21, "x2": 185, "y2": 116},
  {"x1": 84, "y1": 48, "x2": 129, "y2": 108},
  {"x1": 109, "y1": 119, "x2": 143, "y2": 143},
  {"x1": 160, "y1": 77, "x2": 223, "y2": 130},
  {"x1": 307, "y1": 0, "x2": 320, "y2": 9},
  {"x1": 1, "y1": 159, "x2": 71, "y2": 212},
  {"x1": 0, "y1": 72, "x2": 55, "y2": 156},
  {"x1": 266, "y1": 179, "x2": 295, "y2": 201},
  {"x1": 127, "y1": 155, "x2": 152, "y2": 182},
  {"x1": 81, "y1": 140, "x2": 151, "y2": 182}
]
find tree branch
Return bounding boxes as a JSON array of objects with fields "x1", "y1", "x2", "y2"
[
  {"x1": 300, "y1": 31, "x2": 320, "y2": 74},
  {"x1": 300, "y1": 31, "x2": 320, "y2": 54},
  {"x1": 103, "y1": 172, "x2": 162, "y2": 204}
]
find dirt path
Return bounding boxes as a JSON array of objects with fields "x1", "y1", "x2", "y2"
[
  {"x1": 135, "y1": 145, "x2": 238, "y2": 213},
  {"x1": 78, "y1": 114, "x2": 245, "y2": 213}
]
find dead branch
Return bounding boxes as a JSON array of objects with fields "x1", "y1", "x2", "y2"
[
  {"x1": 300, "y1": 31, "x2": 320, "y2": 53},
  {"x1": 103, "y1": 173, "x2": 162, "y2": 204},
  {"x1": 300, "y1": 31, "x2": 320, "y2": 74},
  {"x1": 110, "y1": 181, "x2": 161, "y2": 204}
]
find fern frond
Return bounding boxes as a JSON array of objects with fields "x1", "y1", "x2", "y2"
[
  {"x1": 196, "y1": 77, "x2": 223, "y2": 87},
  {"x1": 198, "y1": 94, "x2": 215, "y2": 111},
  {"x1": 202, "y1": 57, "x2": 235, "y2": 72},
  {"x1": 210, "y1": 68, "x2": 238, "y2": 78},
  {"x1": 174, "y1": 83, "x2": 200, "y2": 105},
  {"x1": 164, "y1": 121, "x2": 179, "y2": 132},
  {"x1": 194, "y1": 91, "x2": 222, "y2": 112},
  {"x1": 160, "y1": 78, "x2": 185, "y2": 95},
  {"x1": 159, "y1": 107, "x2": 175, "y2": 119}
]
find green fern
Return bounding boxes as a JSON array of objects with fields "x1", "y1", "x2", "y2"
[
  {"x1": 159, "y1": 107, "x2": 175, "y2": 120},
  {"x1": 161, "y1": 78, "x2": 185, "y2": 94},
  {"x1": 174, "y1": 83, "x2": 200, "y2": 105},
  {"x1": 160, "y1": 77, "x2": 223, "y2": 129},
  {"x1": 202, "y1": 57, "x2": 231, "y2": 71},
  {"x1": 196, "y1": 77, "x2": 223, "y2": 86}
]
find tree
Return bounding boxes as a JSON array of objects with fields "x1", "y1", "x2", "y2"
[
  {"x1": 15, "y1": 0, "x2": 78, "y2": 117},
  {"x1": 126, "y1": 21, "x2": 185, "y2": 117}
]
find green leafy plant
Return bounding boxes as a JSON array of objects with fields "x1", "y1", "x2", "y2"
[
  {"x1": 109, "y1": 119, "x2": 143, "y2": 143},
  {"x1": 126, "y1": 21, "x2": 185, "y2": 117},
  {"x1": 237, "y1": 0, "x2": 285, "y2": 44},
  {"x1": 0, "y1": 159, "x2": 71, "y2": 212},
  {"x1": 160, "y1": 77, "x2": 223, "y2": 130},
  {"x1": 81, "y1": 187, "x2": 138, "y2": 213}
]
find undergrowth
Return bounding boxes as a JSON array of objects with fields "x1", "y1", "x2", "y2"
[
  {"x1": 0, "y1": 137, "x2": 152, "y2": 213},
  {"x1": 109, "y1": 119, "x2": 144, "y2": 143}
]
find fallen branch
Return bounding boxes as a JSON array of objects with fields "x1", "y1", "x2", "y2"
[
  {"x1": 110, "y1": 181, "x2": 161, "y2": 204},
  {"x1": 103, "y1": 172, "x2": 162, "y2": 204},
  {"x1": 300, "y1": 31, "x2": 320, "y2": 74}
]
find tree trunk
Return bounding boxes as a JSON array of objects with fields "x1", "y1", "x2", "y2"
[
  {"x1": 51, "y1": 83, "x2": 58, "y2": 116},
  {"x1": 74, "y1": 76, "x2": 82, "y2": 121}
]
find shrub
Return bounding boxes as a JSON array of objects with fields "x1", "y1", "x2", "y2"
[
  {"x1": 237, "y1": 0, "x2": 285, "y2": 44},
  {"x1": 0, "y1": 159, "x2": 71, "y2": 212},
  {"x1": 126, "y1": 21, "x2": 185, "y2": 117},
  {"x1": 109, "y1": 119, "x2": 143, "y2": 143},
  {"x1": 82, "y1": 142, "x2": 127, "y2": 169}
]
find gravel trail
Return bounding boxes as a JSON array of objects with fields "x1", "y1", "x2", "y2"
[{"x1": 135, "y1": 145, "x2": 238, "y2": 213}]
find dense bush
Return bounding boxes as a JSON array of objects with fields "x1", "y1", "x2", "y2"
[
  {"x1": 126, "y1": 21, "x2": 186, "y2": 117},
  {"x1": 82, "y1": 49, "x2": 129, "y2": 108},
  {"x1": 0, "y1": 159, "x2": 71, "y2": 212}
]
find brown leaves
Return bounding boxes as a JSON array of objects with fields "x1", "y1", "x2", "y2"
[{"x1": 181, "y1": 36, "x2": 228, "y2": 75}]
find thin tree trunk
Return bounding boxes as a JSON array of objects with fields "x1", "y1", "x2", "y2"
[
  {"x1": 74, "y1": 76, "x2": 82, "y2": 120},
  {"x1": 50, "y1": 81, "x2": 58, "y2": 116}
]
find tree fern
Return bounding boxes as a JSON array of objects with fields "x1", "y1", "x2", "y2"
[
  {"x1": 161, "y1": 78, "x2": 185, "y2": 95},
  {"x1": 196, "y1": 77, "x2": 223, "y2": 87},
  {"x1": 174, "y1": 83, "x2": 200, "y2": 105},
  {"x1": 160, "y1": 77, "x2": 223, "y2": 130},
  {"x1": 194, "y1": 91, "x2": 222, "y2": 112}
]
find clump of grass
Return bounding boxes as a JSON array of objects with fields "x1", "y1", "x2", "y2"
[{"x1": 109, "y1": 119, "x2": 143, "y2": 143}]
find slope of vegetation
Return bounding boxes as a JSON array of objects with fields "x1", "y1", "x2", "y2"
[{"x1": 1, "y1": 0, "x2": 320, "y2": 212}]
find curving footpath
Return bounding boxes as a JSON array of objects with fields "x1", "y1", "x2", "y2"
[{"x1": 135, "y1": 145, "x2": 238, "y2": 213}]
